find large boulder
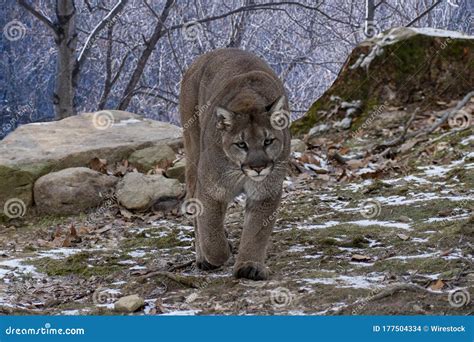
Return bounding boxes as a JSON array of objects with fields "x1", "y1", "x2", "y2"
[
  {"x1": 291, "y1": 27, "x2": 474, "y2": 137},
  {"x1": 116, "y1": 172, "x2": 183, "y2": 211},
  {"x1": 0, "y1": 111, "x2": 182, "y2": 219},
  {"x1": 34, "y1": 167, "x2": 118, "y2": 215}
]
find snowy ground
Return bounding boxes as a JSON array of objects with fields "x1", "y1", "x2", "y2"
[{"x1": 0, "y1": 149, "x2": 472, "y2": 316}]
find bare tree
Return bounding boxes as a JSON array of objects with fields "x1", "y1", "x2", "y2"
[{"x1": 17, "y1": 0, "x2": 128, "y2": 119}]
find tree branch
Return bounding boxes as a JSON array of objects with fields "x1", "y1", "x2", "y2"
[
  {"x1": 17, "y1": 0, "x2": 57, "y2": 35},
  {"x1": 77, "y1": 0, "x2": 128, "y2": 68},
  {"x1": 405, "y1": 0, "x2": 442, "y2": 27}
]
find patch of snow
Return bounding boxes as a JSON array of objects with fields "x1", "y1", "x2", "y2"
[
  {"x1": 302, "y1": 273, "x2": 384, "y2": 289},
  {"x1": 37, "y1": 248, "x2": 84, "y2": 259},
  {"x1": 129, "y1": 265, "x2": 147, "y2": 270},
  {"x1": 160, "y1": 309, "x2": 201, "y2": 316},
  {"x1": 0, "y1": 258, "x2": 40, "y2": 279},
  {"x1": 412, "y1": 237, "x2": 429, "y2": 243},
  {"x1": 298, "y1": 221, "x2": 340, "y2": 229},
  {"x1": 117, "y1": 260, "x2": 135, "y2": 265},
  {"x1": 128, "y1": 250, "x2": 146, "y2": 258},
  {"x1": 348, "y1": 220, "x2": 411, "y2": 230},
  {"x1": 346, "y1": 179, "x2": 373, "y2": 192},
  {"x1": 388, "y1": 252, "x2": 438, "y2": 260},
  {"x1": 61, "y1": 309, "x2": 80, "y2": 315},
  {"x1": 112, "y1": 118, "x2": 142, "y2": 126},
  {"x1": 349, "y1": 262, "x2": 375, "y2": 267},
  {"x1": 288, "y1": 245, "x2": 310, "y2": 253},
  {"x1": 410, "y1": 27, "x2": 474, "y2": 39},
  {"x1": 425, "y1": 214, "x2": 470, "y2": 223},
  {"x1": 303, "y1": 254, "x2": 322, "y2": 259},
  {"x1": 460, "y1": 135, "x2": 474, "y2": 145}
]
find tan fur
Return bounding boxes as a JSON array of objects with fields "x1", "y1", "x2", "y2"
[{"x1": 179, "y1": 48, "x2": 290, "y2": 280}]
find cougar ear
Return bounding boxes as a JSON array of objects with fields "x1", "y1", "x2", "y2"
[
  {"x1": 216, "y1": 107, "x2": 234, "y2": 130},
  {"x1": 266, "y1": 95, "x2": 286, "y2": 113}
]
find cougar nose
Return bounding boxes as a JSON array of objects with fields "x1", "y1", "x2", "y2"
[{"x1": 251, "y1": 165, "x2": 266, "y2": 173}]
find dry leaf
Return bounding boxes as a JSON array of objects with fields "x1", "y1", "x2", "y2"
[
  {"x1": 429, "y1": 279, "x2": 445, "y2": 291},
  {"x1": 88, "y1": 157, "x2": 107, "y2": 173}
]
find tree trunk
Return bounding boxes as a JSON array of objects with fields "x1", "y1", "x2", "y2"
[{"x1": 54, "y1": 0, "x2": 77, "y2": 120}]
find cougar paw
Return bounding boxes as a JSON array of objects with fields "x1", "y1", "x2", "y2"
[
  {"x1": 233, "y1": 261, "x2": 269, "y2": 281},
  {"x1": 196, "y1": 259, "x2": 220, "y2": 271}
]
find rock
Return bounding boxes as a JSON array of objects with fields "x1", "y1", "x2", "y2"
[
  {"x1": 128, "y1": 144, "x2": 176, "y2": 172},
  {"x1": 308, "y1": 124, "x2": 330, "y2": 137},
  {"x1": 116, "y1": 172, "x2": 183, "y2": 210},
  {"x1": 398, "y1": 215, "x2": 412, "y2": 223},
  {"x1": 334, "y1": 117, "x2": 352, "y2": 129},
  {"x1": 114, "y1": 294, "x2": 144, "y2": 313},
  {"x1": 0, "y1": 110, "x2": 181, "y2": 219},
  {"x1": 290, "y1": 139, "x2": 306, "y2": 153},
  {"x1": 33, "y1": 167, "x2": 117, "y2": 215},
  {"x1": 165, "y1": 159, "x2": 186, "y2": 183}
]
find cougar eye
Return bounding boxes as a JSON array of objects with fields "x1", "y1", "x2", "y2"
[
  {"x1": 235, "y1": 141, "x2": 247, "y2": 149},
  {"x1": 263, "y1": 138, "x2": 274, "y2": 146}
]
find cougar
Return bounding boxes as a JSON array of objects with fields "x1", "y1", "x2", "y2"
[{"x1": 179, "y1": 48, "x2": 290, "y2": 280}]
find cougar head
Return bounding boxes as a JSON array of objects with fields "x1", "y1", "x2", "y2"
[{"x1": 216, "y1": 95, "x2": 288, "y2": 182}]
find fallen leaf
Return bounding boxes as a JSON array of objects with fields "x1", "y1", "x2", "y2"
[
  {"x1": 88, "y1": 157, "x2": 108, "y2": 173},
  {"x1": 429, "y1": 279, "x2": 445, "y2": 291}
]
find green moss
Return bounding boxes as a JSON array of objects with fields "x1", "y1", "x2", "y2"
[
  {"x1": 291, "y1": 33, "x2": 474, "y2": 137},
  {"x1": 30, "y1": 252, "x2": 125, "y2": 277},
  {"x1": 121, "y1": 230, "x2": 188, "y2": 250}
]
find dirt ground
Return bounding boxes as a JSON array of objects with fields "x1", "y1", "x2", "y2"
[{"x1": 1, "y1": 126, "x2": 472, "y2": 316}]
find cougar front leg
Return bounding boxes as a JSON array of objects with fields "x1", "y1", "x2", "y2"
[
  {"x1": 195, "y1": 193, "x2": 231, "y2": 270},
  {"x1": 234, "y1": 194, "x2": 281, "y2": 280}
]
